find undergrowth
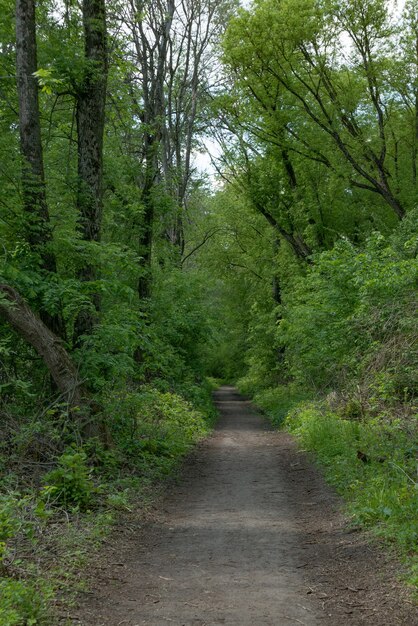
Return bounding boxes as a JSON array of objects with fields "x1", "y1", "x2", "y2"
[
  {"x1": 0, "y1": 382, "x2": 216, "y2": 625},
  {"x1": 285, "y1": 403, "x2": 417, "y2": 582},
  {"x1": 252, "y1": 387, "x2": 418, "y2": 589},
  {"x1": 240, "y1": 383, "x2": 310, "y2": 428}
]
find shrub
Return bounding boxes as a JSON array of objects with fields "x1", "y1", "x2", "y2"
[
  {"x1": 280, "y1": 233, "x2": 418, "y2": 400},
  {"x1": 101, "y1": 387, "x2": 211, "y2": 476},
  {"x1": 0, "y1": 579, "x2": 52, "y2": 626},
  {"x1": 42, "y1": 449, "x2": 95, "y2": 510},
  {"x1": 0, "y1": 495, "x2": 22, "y2": 565},
  {"x1": 252, "y1": 385, "x2": 309, "y2": 427}
]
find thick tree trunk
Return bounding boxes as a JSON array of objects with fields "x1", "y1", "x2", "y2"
[
  {"x1": 15, "y1": 0, "x2": 53, "y2": 266},
  {"x1": 15, "y1": 0, "x2": 65, "y2": 338},
  {"x1": 74, "y1": 0, "x2": 108, "y2": 342},
  {"x1": 0, "y1": 285, "x2": 83, "y2": 408}
]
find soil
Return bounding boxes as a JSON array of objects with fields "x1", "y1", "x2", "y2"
[{"x1": 69, "y1": 386, "x2": 417, "y2": 625}]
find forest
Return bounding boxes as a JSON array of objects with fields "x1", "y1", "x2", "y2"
[{"x1": 0, "y1": 0, "x2": 417, "y2": 622}]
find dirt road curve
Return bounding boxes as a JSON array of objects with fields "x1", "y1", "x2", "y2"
[{"x1": 73, "y1": 387, "x2": 417, "y2": 625}]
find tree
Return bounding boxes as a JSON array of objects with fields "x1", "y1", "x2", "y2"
[
  {"x1": 0, "y1": 285, "x2": 84, "y2": 408},
  {"x1": 222, "y1": 0, "x2": 415, "y2": 222},
  {"x1": 116, "y1": 0, "x2": 233, "y2": 299},
  {"x1": 15, "y1": 0, "x2": 64, "y2": 336},
  {"x1": 74, "y1": 0, "x2": 108, "y2": 341}
]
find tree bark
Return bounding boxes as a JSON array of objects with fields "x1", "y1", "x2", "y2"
[
  {"x1": 74, "y1": 0, "x2": 108, "y2": 342},
  {"x1": 15, "y1": 0, "x2": 53, "y2": 266},
  {"x1": 15, "y1": 0, "x2": 65, "y2": 337},
  {"x1": 0, "y1": 285, "x2": 83, "y2": 408}
]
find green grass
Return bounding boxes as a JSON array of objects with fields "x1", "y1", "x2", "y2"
[
  {"x1": 216, "y1": 376, "x2": 417, "y2": 589},
  {"x1": 285, "y1": 402, "x2": 418, "y2": 588},
  {"x1": 251, "y1": 384, "x2": 310, "y2": 427}
]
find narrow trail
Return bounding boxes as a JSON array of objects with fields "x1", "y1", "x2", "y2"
[{"x1": 73, "y1": 387, "x2": 417, "y2": 625}]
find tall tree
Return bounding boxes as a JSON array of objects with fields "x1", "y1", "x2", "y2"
[
  {"x1": 15, "y1": 0, "x2": 64, "y2": 336},
  {"x1": 129, "y1": 0, "x2": 175, "y2": 300},
  {"x1": 222, "y1": 0, "x2": 414, "y2": 222},
  {"x1": 119, "y1": 0, "x2": 231, "y2": 299},
  {"x1": 15, "y1": 0, "x2": 52, "y2": 265},
  {"x1": 74, "y1": 0, "x2": 108, "y2": 341}
]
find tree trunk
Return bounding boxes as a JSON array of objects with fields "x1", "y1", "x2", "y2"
[
  {"x1": 74, "y1": 0, "x2": 108, "y2": 342},
  {"x1": 253, "y1": 199, "x2": 312, "y2": 263},
  {"x1": 0, "y1": 285, "x2": 83, "y2": 408},
  {"x1": 137, "y1": 134, "x2": 158, "y2": 301},
  {"x1": 15, "y1": 0, "x2": 65, "y2": 338},
  {"x1": 15, "y1": 0, "x2": 53, "y2": 265}
]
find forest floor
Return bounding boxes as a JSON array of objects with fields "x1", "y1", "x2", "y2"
[{"x1": 68, "y1": 386, "x2": 417, "y2": 625}]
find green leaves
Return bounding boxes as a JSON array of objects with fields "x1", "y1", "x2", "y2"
[
  {"x1": 285, "y1": 402, "x2": 418, "y2": 583},
  {"x1": 33, "y1": 68, "x2": 63, "y2": 95},
  {"x1": 0, "y1": 578, "x2": 52, "y2": 626},
  {"x1": 42, "y1": 449, "x2": 95, "y2": 511},
  {"x1": 275, "y1": 227, "x2": 418, "y2": 396}
]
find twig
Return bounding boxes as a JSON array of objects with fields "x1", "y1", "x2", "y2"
[
  {"x1": 284, "y1": 617, "x2": 306, "y2": 625},
  {"x1": 388, "y1": 461, "x2": 417, "y2": 486}
]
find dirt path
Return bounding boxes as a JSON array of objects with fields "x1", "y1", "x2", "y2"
[{"x1": 72, "y1": 387, "x2": 417, "y2": 625}]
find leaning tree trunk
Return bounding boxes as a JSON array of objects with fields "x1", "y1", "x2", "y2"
[
  {"x1": 0, "y1": 286, "x2": 111, "y2": 440},
  {"x1": 15, "y1": 0, "x2": 64, "y2": 337},
  {"x1": 74, "y1": 0, "x2": 108, "y2": 343},
  {"x1": 0, "y1": 285, "x2": 83, "y2": 408}
]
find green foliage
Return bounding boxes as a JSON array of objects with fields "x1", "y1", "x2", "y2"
[
  {"x1": 280, "y1": 231, "x2": 418, "y2": 397},
  {"x1": 286, "y1": 403, "x2": 418, "y2": 581},
  {"x1": 42, "y1": 450, "x2": 95, "y2": 510},
  {"x1": 104, "y1": 386, "x2": 212, "y2": 478},
  {"x1": 33, "y1": 68, "x2": 63, "y2": 94},
  {"x1": 250, "y1": 385, "x2": 310, "y2": 427},
  {"x1": 1, "y1": 0, "x2": 417, "y2": 613},
  {"x1": 0, "y1": 492, "x2": 53, "y2": 568},
  {"x1": 0, "y1": 493, "x2": 54, "y2": 624},
  {"x1": 0, "y1": 579, "x2": 52, "y2": 626},
  {"x1": 143, "y1": 266, "x2": 215, "y2": 385},
  {"x1": 0, "y1": 495, "x2": 22, "y2": 564}
]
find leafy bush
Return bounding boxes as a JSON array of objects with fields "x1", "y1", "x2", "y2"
[
  {"x1": 42, "y1": 449, "x2": 95, "y2": 510},
  {"x1": 280, "y1": 233, "x2": 418, "y2": 401},
  {"x1": 136, "y1": 387, "x2": 210, "y2": 441},
  {"x1": 0, "y1": 579, "x2": 52, "y2": 626},
  {"x1": 0, "y1": 493, "x2": 48, "y2": 569},
  {"x1": 102, "y1": 386, "x2": 212, "y2": 478},
  {"x1": 251, "y1": 385, "x2": 310, "y2": 427},
  {"x1": 0, "y1": 495, "x2": 23, "y2": 565}
]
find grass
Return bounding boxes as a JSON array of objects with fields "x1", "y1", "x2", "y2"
[
  {"x1": 241, "y1": 379, "x2": 417, "y2": 590},
  {"x1": 285, "y1": 402, "x2": 418, "y2": 589},
  {"x1": 250, "y1": 384, "x2": 311, "y2": 427}
]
